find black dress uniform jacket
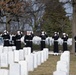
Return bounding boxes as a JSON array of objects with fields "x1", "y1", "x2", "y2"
[
  {"x1": 24, "y1": 34, "x2": 33, "y2": 52},
  {"x1": 40, "y1": 34, "x2": 47, "y2": 50},
  {"x1": 2, "y1": 33, "x2": 10, "y2": 46},
  {"x1": 15, "y1": 34, "x2": 21, "y2": 50}
]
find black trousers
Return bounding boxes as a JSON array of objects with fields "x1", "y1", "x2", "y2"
[
  {"x1": 40, "y1": 41, "x2": 45, "y2": 50},
  {"x1": 16, "y1": 41, "x2": 21, "y2": 50},
  {"x1": 53, "y1": 41, "x2": 59, "y2": 53},
  {"x1": 63, "y1": 42, "x2": 68, "y2": 51},
  {"x1": 75, "y1": 42, "x2": 76, "y2": 52},
  {"x1": 4, "y1": 40, "x2": 9, "y2": 46},
  {"x1": 25, "y1": 41, "x2": 33, "y2": 53}
]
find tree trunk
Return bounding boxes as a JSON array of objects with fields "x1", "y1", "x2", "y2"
[
  {"x1": 6, "y1": 16, "x2": 10, "y2": 32},
  {"x1": 6, "y1": 23, "x2": 10, "y2": 32},
  {"x1": 72, "y1": 0, "x2": 76, "y2": 53}
]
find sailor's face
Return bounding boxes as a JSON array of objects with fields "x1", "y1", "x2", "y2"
[
  {"x1": 27, "y1": 31, "x2": 30, "y2": 35},
  {"x1": 17, "y1": 31, "x2": 20, "y2": 35},
  {"x1": 4, "y1": 32, "x2": 7, "y2": 35}
]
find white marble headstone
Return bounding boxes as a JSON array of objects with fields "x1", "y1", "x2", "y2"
[
  {"x1": 0, "y1": 46, "x2": 3, "y2": 53},
  {"x1": 23, "y1": 47, "x2": 28, "y2": 55},
  {"x1": 27, "y1": 47, "x2": 31, "y2": 55},
  {"x1": 19, "y1": 61, "x2": 28, "y2": 75},
  {"x1": 44, "y1": 48, "x2": 49, "y2": 59},
  {"x1": 56, "y1": 61, "x2": 68, "y2": 75},
  {"x1": 19, "y1": 50, "x2": 24, "y2": 61},
  {"x1": 33, "y1": 53, "x2": 38, "y2": 68},
  {"x1": 0, "y1": 53, "x2": 8, "y2": 68},
  {"x1": 41, "y1": 51, "x2": 44, "y2": 63},
  {"x1": 60, "y1": 52, "x2": 70, "y2": 71},
  {"x1": 12, "y1": 46, "x2": 16, "y2": 51},
  {"x1": 25, "y1": 54, "x2": 34, "y2": 71},
  {"x1": 14, "y1": 50, "x2": 19, "y2": 62},
  {"x1": 9, "y1": 63, "x2": 21, "y2": 75},
  {"x1": 3, "y1": 47, "x2": 9, "y2": 53},
  {"x1": 0, "y1": 69, "x2": 9, "y2": 75},
  {"x1": 53, "y1": 71, "x2": 67, "y2": 75},
  {"x1": 8, "y1": 46, "x2": 13, "y2": 51},
  {"x1": 36, "y1": 52, "x2": 41, "y2": 66},
  {"x1": 8, "y1": 51, "x2": 14, "y2": 64},
  {"x1": 23, "y1": 47, "x2": 31, "y2": 55}
]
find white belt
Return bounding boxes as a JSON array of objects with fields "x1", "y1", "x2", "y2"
[
  {"x1": 41, "y1": 40, "x2": 45, "y2": 41},
  {"x1": 26, "y1": 40, "x2": 32, "y2": 41},
  {"x1": 64, "y1": 41, "x2": 67, "y2": 43},
  {"x1": 16, "y1": 39, "x2": 21, "y2": 41},
  {"x1": 4, "y1": 39, "x2": 9, "y2": 41},
  {"x1": 54, "y1": 40, "x2": 58, "y2": 42}
]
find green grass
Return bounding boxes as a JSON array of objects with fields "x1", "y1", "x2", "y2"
[
  {"x1": 29, "y1": 54, "x2": 76, "y2": 75},
  {"x1": 70, "y1": 54, "x2": 76, "y2": 75}
]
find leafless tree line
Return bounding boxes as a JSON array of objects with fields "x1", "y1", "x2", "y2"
[{"x1": 0, "y1": 0, "x2": 46, "y2": 33}]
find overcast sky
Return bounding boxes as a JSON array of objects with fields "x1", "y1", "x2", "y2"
[
  {"x1": 64, "y1": 3, "x2": 73, "y2": 16},
  {"x1": 59, "y1": 0, "x2": 73, "y2": 19}
]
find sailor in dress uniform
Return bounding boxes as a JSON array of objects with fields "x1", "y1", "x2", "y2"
[
  {"x1": 40, "y1": 31, "x2": 47, "y2": 50},
  {"x1": 62, "y1": 33, "x2": 68, "y2": 52},
  {"x1": 15, "y1": 31, "x2": 21, "y2": 50},
  {"x1": 24, "y1": 31, "x2": 33, "y2": 53},
  {"x1": 2, "y1": 30, "x2": 10, "y2": 46},
  {"x1": 52, "y1": 32, "x2": 59, "y2": 55}
]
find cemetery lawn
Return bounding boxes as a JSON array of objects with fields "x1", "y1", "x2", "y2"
[{"x1": 29, "y1": 54, "x2": 76, "y2": 75}]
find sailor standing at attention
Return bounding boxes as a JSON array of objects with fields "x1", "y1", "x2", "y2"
[
  {"x1": 24, "y1": 31, "x2": 33, "y2": 53},
  {"x1": 52, "y1": 32, "x2": 59, "y2": 55},
  {"x1": 2, "y1": 30, "x2": 10, "y2": 46},
  {"x1": 62, "y1": 33, "x2": 68, "y2": 52},
  {"x1": 15, "y1": 31, "x2": 21, "y2": 50},
  {"x1": 40, "y1": 31, "x2": 47, "y2": 50}
]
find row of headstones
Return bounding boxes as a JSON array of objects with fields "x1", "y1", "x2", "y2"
[
  {"x1": 0, "y1": 46, "x2": 49, "y2": 75},
  {"x1": 53, "y1": 51, "x2": 70, "y2": 75}
]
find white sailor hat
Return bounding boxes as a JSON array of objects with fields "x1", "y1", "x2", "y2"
[
  {"x1": 4, "y1": 30, "x2": 7, "y2": 33},
  {"x1": 42, "y1": 31, "x2": 45, "y2": 34},
  {"x1": 63, "y1": 33, "x2": 66, "y2": 35},
  {"x1": 27, "y1": 31, "x2": 30, "y2": 35},
  {"x1": 54, "y1": 32, "x2": 57, "y2": 34},
  {"x1": 17, "y1": 31, "x2": 20, "y2": 34}
]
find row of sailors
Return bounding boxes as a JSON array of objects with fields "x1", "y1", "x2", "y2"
[
  {"x1": 1, "y1": 30, "x2": 34, "y2": 52},
  {"x1": 1, "y1": 30, "x2": 48, "y2": 53},
  {"x1": 52, "y1": 32, "x2": 68, "y2": 54},
  {"x1": 0, "y1": 30, "x2": 69, "y2": 53}
]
